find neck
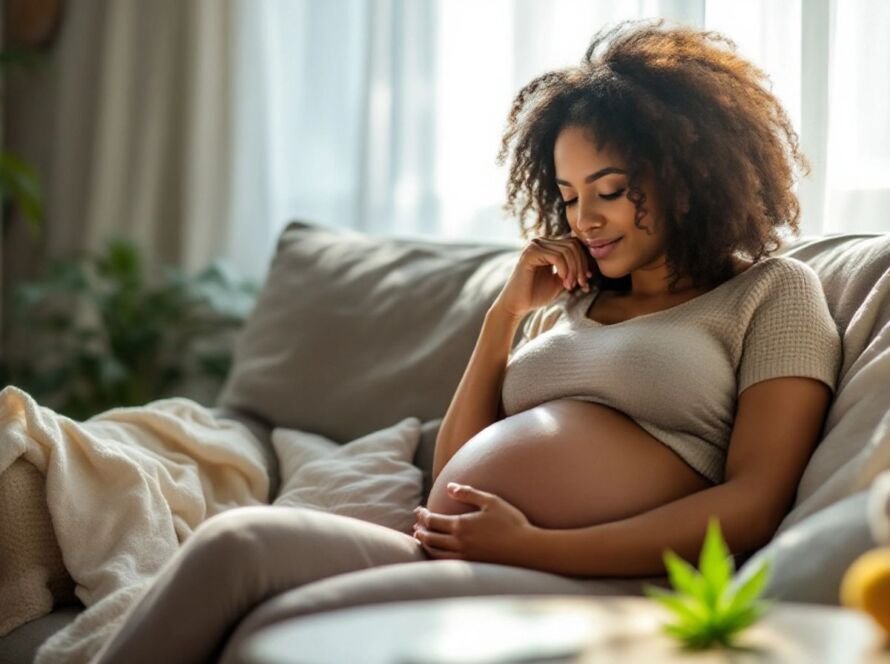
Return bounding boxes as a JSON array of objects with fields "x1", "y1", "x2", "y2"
[{"x1": 628, "y1": 262, "x2": 694, "y2": 298}]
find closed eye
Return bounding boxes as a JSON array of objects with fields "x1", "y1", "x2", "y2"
[
  {"x1": 561, "y1": 188, "x2": 626, "y2": 207},
  {"x1": 601, "y1": 188, "x2": 626, "y2": 200}
]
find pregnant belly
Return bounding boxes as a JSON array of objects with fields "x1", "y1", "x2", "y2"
[{"x1": 426, "y1": 399, "x2": 713, "y2": 529}]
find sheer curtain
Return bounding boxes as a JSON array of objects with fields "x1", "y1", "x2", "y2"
[{"x1": 225, "y1": 0, "x2": 890, "y2": 280}]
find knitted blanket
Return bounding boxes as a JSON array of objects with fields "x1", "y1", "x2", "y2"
[{"x1": 0, "y1": 386, "x2": 270, "y2": 663}]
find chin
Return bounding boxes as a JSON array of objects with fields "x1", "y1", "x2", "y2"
[{"x1": 595, "y1": 261, "x2": 632, "y2": 280}]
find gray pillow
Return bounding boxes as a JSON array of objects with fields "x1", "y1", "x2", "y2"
[
  {"x1": 774, "y1": 233, "x2": 890, "y2": 525},
  {"x1": 217, "y1": 220, "x2": 525, "y2": 443},
  {"x1": 777, "y1": 233, "x2": 890, "y2": 335},
  {"x1": 736, "y1": 491, "x2": 876, "y2": 605}
]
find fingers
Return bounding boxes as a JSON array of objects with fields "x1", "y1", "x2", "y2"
[
  {"x1": 567, "y1": 242, "x2": 590, "y2": 292},
  {"x1": 413, "y1": 507, "x2": 459, "y2": 533},
  {"x1": 532, "y1": 237, "x2": 591, "y2": 292},
  {"x1": 418, "y1": 541, "x2": 463, "y2": 560},
  {"x1": 414, "y1": 525, "x2": 461, "y2": 551}
]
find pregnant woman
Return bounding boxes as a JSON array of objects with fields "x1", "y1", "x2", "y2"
[{"x1": 93, "y1": 19, "x2": 840, "y2": 664}]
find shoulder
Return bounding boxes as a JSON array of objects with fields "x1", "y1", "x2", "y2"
[
  {"x1": 740, "y1": 256, "x2": 839, "y2": 343},
  {"x1": 756, "y1": 254, "x2": 820, "y2": 280},
  {"x1": 737, "y1": 255, "x2": 839, "y2": 351},
  {"x1": 736, "y1": 256, "x2": 842, "y2": 394},
  {"x1": 742, "y1": 256, "x2": 826, "y2": 303}
]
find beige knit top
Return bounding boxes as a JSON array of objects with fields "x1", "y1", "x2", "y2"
[{"x1": 501, "y1": 256, "x2": 842, "y2": 485}]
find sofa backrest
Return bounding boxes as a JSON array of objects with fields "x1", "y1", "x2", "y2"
[
  {"x1": 775, "y1": 233, "x2": 890, "y2": 524},
  {"x1": 778, "y1": 233, "x2": 890, "y2": 349},
  {"x1": 217, "y1": 220, "x2": 524, "y2": 444},
  {"x1": 219, "y1": 223, "x2": 890, "y2": 474}
]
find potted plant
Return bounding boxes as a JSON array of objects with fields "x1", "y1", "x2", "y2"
[
  {"x1": 643, "y1": 517, "x2": 774, "y2": 650},
  {"x1": 0, "y1": 237, "x2": 258, "y2": 419}
]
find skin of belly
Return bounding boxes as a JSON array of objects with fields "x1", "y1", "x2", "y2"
[{"x1": 426, "y1": 399, "x2": 714, "y2": 530}]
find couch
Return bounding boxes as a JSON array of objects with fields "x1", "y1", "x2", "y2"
[{"x1": 2, "y1": 219, "x2": 889, "y2": 663}]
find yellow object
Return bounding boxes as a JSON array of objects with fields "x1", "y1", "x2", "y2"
[{"x1": 840, "y1": 546, "x2": 890, "y2": 638}]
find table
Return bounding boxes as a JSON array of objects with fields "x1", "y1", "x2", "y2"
[{"x1": 242, "y1": 595, "x2": 890, "y2": 664}]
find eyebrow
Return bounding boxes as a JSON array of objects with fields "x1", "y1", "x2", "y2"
[{"x1": 555, "y1": 167, "x2": 627, "y2": 187}]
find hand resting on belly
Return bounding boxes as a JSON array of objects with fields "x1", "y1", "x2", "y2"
[{"x1": 426, "y1": 399, "x2": 713, "y2": 530}]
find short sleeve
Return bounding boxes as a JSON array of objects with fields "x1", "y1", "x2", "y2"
[{"x1": 737, "y1": 260, "x2": 842, "y2": 395}]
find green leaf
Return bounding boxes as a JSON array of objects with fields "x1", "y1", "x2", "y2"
[
  {"x1": 644, "y1": 586, "x2": 707, "y2": 624},
  {"x1": 0, "y1": 150, "x2": 44, "y2": 231},
  {"x1": 663, "y1": 550, "x2": 707, "y2": 602},
  {"x1": 96, "y1": 238, "x2": 142, "y2": 284},
  {"x1": 662, "y1": 622, "x2": 721, "y2": 650},
  {"x1": 715, "y1": 602, "x2": 768, "y2": 635},
  {"x1": 699, "y1": 517, "x2": 734, "y2": 609},
  {"x1": 726, "y1": 558, "x2": 771, "y2": 613},
  {"x1": 6, "y1": 237, "x2": 259, "y2": 418},
  {"x1": 648, "y1": 518, "x2": 772, "y2": 651},
  {"x1": 0, "y1": 49, "x2": 45, "y2": 69}
]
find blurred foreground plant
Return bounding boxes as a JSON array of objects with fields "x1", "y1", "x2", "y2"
[
  {"x1": 0, "y1": 238, "x2": 258, "y2": 419},
  {"x1": 643, "y1": 517, "x2": 774, "y2": 650}
]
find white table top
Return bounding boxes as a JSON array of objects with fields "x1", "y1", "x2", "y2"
[{"x1": 243, "y1": 594, "x2": 890, "y2": 664}]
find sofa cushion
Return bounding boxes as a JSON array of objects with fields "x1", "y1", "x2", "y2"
[
  {"x1": 414, "y1": 419, "x2": 442, "y2": 506},
  {"x1": 775, "y1": 233, "x2": 890, "y2": 527},
  {"x1": 217, "y1": 220, "x2": 524, "y2": 443},
  {"x1": 778, "y1": 233, "x2": 890, "y2": 336},
  {"x1": 272, "y1": 417, "x2": 423, "y2": 534},
  {"x1": 736, "y1": 491, "x2": 877, "y2": 605},
  {"x1": 0, "y1": 607, "x2": 82, "y2": 664}
]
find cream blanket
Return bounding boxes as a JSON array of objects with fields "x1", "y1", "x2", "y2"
[{"x1": 0, "y1": 386, "x2": 270, "y2": 663}]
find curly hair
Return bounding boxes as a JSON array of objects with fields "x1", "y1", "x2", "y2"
[{"x1": 497, "y1": 18, "x2": 810, "y2": 291}]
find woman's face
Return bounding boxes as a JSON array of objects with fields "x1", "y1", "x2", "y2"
[{"x1": 554, "y1": 124, "x2": 667, "y2": 282}]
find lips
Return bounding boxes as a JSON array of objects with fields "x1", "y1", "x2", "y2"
[
  {"x1": 584, "y1": 237, "x2": 622, "y2": 249},
  {"x1": 586, "y1": 237, "x2": 622, "y2": 259}
]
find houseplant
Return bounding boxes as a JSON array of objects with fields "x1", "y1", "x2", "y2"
[
  {"x1": 0, "y1": 47, "x2": 44, "y2": 233},
  {"x1": 0, "y1": 237, "x2": 258, "y2": 419},
  {"x1": 644, "y1": 517, "x2": 774, "y2": 650}
]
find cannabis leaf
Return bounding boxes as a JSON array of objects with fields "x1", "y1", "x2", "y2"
[{"x1": 643, "y1": 517, "x2": 774, "y2": 649}]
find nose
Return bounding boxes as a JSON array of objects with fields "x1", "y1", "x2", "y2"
[{"x1": 573, "y1": 197, "x2": 605, "y2": 233}]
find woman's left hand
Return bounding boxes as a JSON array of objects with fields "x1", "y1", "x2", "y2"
[{"x1": 412, "y1": 482, "x2": 537, "y2": 565}]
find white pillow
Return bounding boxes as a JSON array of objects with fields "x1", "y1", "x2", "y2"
[{"x1": 271, "y1": 417, "x2": 423, "y2": 535}]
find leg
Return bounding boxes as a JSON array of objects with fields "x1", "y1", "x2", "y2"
[
  {"x1": 92, "y1": 505, "x2": 427, "y2": 664},
  {"x1": 222, "y1": 559, "x2": 673, "y2": 664}
]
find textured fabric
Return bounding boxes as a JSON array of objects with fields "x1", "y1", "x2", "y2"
[
  {"x1": 413, "y1": 418, "x2": 443, "y2": 506},
  {"x1": 4, "y1": 232, "x2": 888, "y2": 661},
  {"x1": 0, "y1": 386, "x2": 271, "y2": 664},
  {"x1": 0, "y1": 460, "x2": 75, "y2": 637},
  {"x1": 868, "y1": 466, "x2": 890, "y2": 545},
  {"x1": 91, "y1": 506, "x2": 430, "y2": 664},
  {"x1": 502, "y1": 256, "x2": 842, "y2": 485},
  {"x1": 85, "y1": 505, "x2": 670, "y2": 664},
  {"x1": 217, "y1": 219, "x2": 523, "y2": 443},
  {"x1": 734, "y1": 491, "x2": 877, "y2": 605},
  {"x1": 771, "y1": 233, "x2": 890, "y2": 529},
  {"x1": 0, "y1": 608, "x2": 82, "y2": 664},
  {"x1": 272, "y1": 417, "x2": 423, "y2": 534}
]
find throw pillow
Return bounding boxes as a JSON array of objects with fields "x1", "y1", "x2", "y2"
[
  {"x1": 0, "y1": 459, "x2": 76, "y2": 636},
  {"x1": 272, "y1": 417, "x2": 423, "y2": 535},
  {"x1": 217, "y1": 219, "x2": 526, "y2": 443},
  {"x1": 736, "y1": 491, "x2": 876, "y2": 605}
]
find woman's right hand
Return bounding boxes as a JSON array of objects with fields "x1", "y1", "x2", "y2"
[{"x1": 491, "y1": 233, "x2": 593, "y2": 320}]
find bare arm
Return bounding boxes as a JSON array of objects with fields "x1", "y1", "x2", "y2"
[
  {"x1": 515, "y1": 376, "x2": 833, "y2": 576},
  {"x1": 432, "y1": 305, "x2": 524, "y2": 485}
]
